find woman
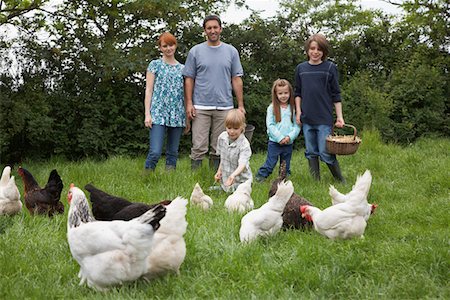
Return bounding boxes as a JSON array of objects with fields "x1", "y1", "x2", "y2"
[{"x1": 144, "y1": 32, "x2": 186, "y2": 172}]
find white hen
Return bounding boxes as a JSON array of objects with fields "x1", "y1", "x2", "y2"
[
  {"x1": 301, "y1": 204, "x2": 367, "y2": 240},
  {"x1": 239, "y1": 180, "x2": 293, "y2": 243},
  {"x1": 224, "y1": 179, "x2": 254, "y2": 213},
  {"x1": 329, "y1": 170, "x2": 376, "y2": 221},
  {"x1": 143, "y1": 196, "x2": 188, "y2": 279},
  {"x1": 190, "y1": 183, "x2": 213, "y2": 210},
  {"x1": 67, "y1": 184, "x2": 166, "y2": 291},
  {"x1": 300, "y1": 170, "x2": 374, "y2": 240},
  {"x1": 0, "y1": 166, "x2": 22, "y2": 215}
]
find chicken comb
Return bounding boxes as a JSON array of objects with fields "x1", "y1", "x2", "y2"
[
  {"x1": 371, "y1": 203, "x2": 378, "y2": 214},
  {"x1": 300, "y1": 205, "x2": 309, "y2": 214}
]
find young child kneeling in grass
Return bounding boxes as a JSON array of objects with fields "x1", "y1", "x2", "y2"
[{"x1": 213, "y1": 109, "x2": 253, "y2": 192}]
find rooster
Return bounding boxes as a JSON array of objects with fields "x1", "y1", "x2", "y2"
[
  {"x1": 67, "y1": 184, "x2": 166, "y2": 291},
  {"x1": 18, "y1": 167, "x2": 64, "y2": 216},
  {"x1": 268, "y1": 161, "x2": 313, "y2": 230},
  {"x1": 85, "y1": 184, "x2": 171, "y2": 221},
  {"x1": 224, "y1": 179, "x2": 254, "y2": 213},
  {"x1": 143, "y1": 196, "x2": 188, "y2": 279},
  {"x1": 328, "y1": 170, "x2": 377, "y2": 221},
  {"x1": 190, "y1": 183, "x2": 213, "y2": 210},
  {"x1": 300, "y1": 170, "x2": 374, "y2": 240},
  {"x1": 0, "y1": 166, "x2": 22, "y2": 215},
  {"x1": 239, "y1": 180, "x2": 293, "y2": 243}
]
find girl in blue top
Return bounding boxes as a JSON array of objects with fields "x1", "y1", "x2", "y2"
[
  {"x1": 255, "y1": 79, "x2": 300, "y2": 182},
  {"x1": 144, "y1": 32, "x2": 186, "y2": 172}
]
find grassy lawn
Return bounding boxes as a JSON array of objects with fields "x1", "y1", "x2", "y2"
[{"x1": 0, "y1": 131, "x2": 448, "y2": 299}]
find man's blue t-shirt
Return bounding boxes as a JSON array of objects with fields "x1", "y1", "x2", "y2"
[{"x1": 183, "y1": 42, "x2": 243, "y2": 109}]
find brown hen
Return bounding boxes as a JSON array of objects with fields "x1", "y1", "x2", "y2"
[
  {"x1": 269, "y1": 161, "x2": 314, "y2": 230},
  {"x1": 18, "y1": 167, "x2": 64, "y2": 216}
]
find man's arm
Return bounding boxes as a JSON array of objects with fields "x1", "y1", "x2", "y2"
[
  {"x1": 184, "y1": 77, "x2": 196, "y2": 119},
  {"x1": 232, "y1": 76, "x2": 245, "y2": 115}
]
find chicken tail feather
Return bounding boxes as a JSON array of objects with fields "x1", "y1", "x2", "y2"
[
  {"x1": 138, "y1": 204, "x2": 166, "y2": 231},
  {"x1": 44, "y1": 169, "x2": 64, "y2": 200},
  {"x1": 278, "y1": 160, "x2": 287, "y2": 180}
]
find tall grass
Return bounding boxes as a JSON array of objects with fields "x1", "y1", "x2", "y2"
[{"x1": 0, "y1": 131, "x2": 448, "y2": 299}]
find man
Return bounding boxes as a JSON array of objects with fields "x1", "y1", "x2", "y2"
[{"x1": 183, "y1": 15, "x2": 245, "y2": 170}]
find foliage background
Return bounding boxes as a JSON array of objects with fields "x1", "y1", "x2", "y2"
[{"x1": 0, "y1": 0, "x2": 449, "y2": 163}]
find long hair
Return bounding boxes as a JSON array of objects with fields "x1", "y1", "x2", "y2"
[{"x1": 271, "y1": 79, "x2": 295, "y2": 123}]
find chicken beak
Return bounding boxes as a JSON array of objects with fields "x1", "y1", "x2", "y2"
[{"x1": 67, "y1": 183, "x2": 75, "y2": 203}]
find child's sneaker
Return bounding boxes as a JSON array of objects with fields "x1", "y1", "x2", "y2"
[
  {"x1": 255, "y1": 174, "x2": 266, "y2": 183},
  {"x1": 208, "y1": 185, "x2": 223, "y2": 191}
]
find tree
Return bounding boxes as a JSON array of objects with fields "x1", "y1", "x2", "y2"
[{"x1": 0, "y1": 0, "x2": 49, "y2": 25}]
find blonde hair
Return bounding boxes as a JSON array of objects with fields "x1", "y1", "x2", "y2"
[
  {"x1": 271, "y1": 79, "x2": 295, "y2": 123},
  {"x1": 225, "y1": 109, "x2": 246, "y2": 132}
]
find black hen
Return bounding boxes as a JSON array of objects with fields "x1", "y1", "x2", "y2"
[
  {"x1": 84, "y1": 184, "x2": 171, "y2": 221},
  {"x1": 269, "y1": 161, "x2": 314, "y2": 230},
  {"x1": 18, "y1": 167, "x2": 64, "y2": 216}
]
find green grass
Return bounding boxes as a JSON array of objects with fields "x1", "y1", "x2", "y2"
[{"x1": 0, "y1": 131, "x2": 449, "y2": 299}]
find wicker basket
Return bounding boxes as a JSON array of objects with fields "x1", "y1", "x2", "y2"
[{"x1": 326, "y1": 124, "x2": 361, "y2": 155}]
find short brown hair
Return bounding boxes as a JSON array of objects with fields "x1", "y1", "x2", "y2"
[
  {"x1": 304, "y1": 34, "x2": 330, "y2": 60},
  {"x1": 158, "y1": 32, "x2": 177, "y2": 47},
  {"x1": 203, "y1": 15, "x2": 222, "y2": 29},
  {"x1": 225, "y1": 109, "x2": 246, "y2": 131}
]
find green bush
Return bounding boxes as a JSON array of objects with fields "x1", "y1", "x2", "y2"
[
  {"x1": 385, "y1": 59, "x2": 448, "y2": 142},
  {"x1": 341, "y1": 71, "x2": 394, "y2": 139}
]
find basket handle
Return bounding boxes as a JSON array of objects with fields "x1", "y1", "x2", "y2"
[{"x1": 332, "y1": 124, "x2": 358, "y2": 140}]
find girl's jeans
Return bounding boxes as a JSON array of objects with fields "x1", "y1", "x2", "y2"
[{"x1": 257, "y1": 141, "x2": 293, "y2": 178}]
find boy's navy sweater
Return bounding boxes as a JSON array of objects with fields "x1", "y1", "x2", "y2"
[{"x1": 294, "y1": 60, "x2": 341, "y2": 126}]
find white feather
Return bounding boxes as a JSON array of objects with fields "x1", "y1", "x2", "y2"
[
  {"x1": 144, "y1": 196, "x2": 188, "y2": 278},
  {"x1": 190, "y1": 183, "x2": 213, "y2": 210},
  {"x1": 329, "y1": 170, "x2": 374, "y2": 221},
  {"x1": 239, "y1": 180, "x2": 293, "y2": 243},
  {"x1": 224, "y1": 179, "x2": 254, "y2": 213},
  {"x1": 67, "y1": 186, "x2": 162, "y2": 291},
  {"x1": 0, "y1": 166, "x2": 22, "y2": 215}
]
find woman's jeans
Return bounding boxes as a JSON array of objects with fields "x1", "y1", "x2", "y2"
[
  {"x1": 257, "y1": 141, "x2": 293, "y2": 178},
  {"x1": 144, "y1": 124, "x2": 183, "y2": 170},
  {"x1": 302, "y1": 123, "x2": 336, "y2": 165}
]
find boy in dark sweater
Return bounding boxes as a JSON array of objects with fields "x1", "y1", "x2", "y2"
[{"x1": 294, "y1": 34, "x2": 346, "y2": 183}]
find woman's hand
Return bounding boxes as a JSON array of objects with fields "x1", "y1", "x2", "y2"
[
  {"x1": 144, "y1": 114, "x2": 152, "y2": 128},
  {"x1": 184, "y1": 119, "x2": 191, "y2": 134}
]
